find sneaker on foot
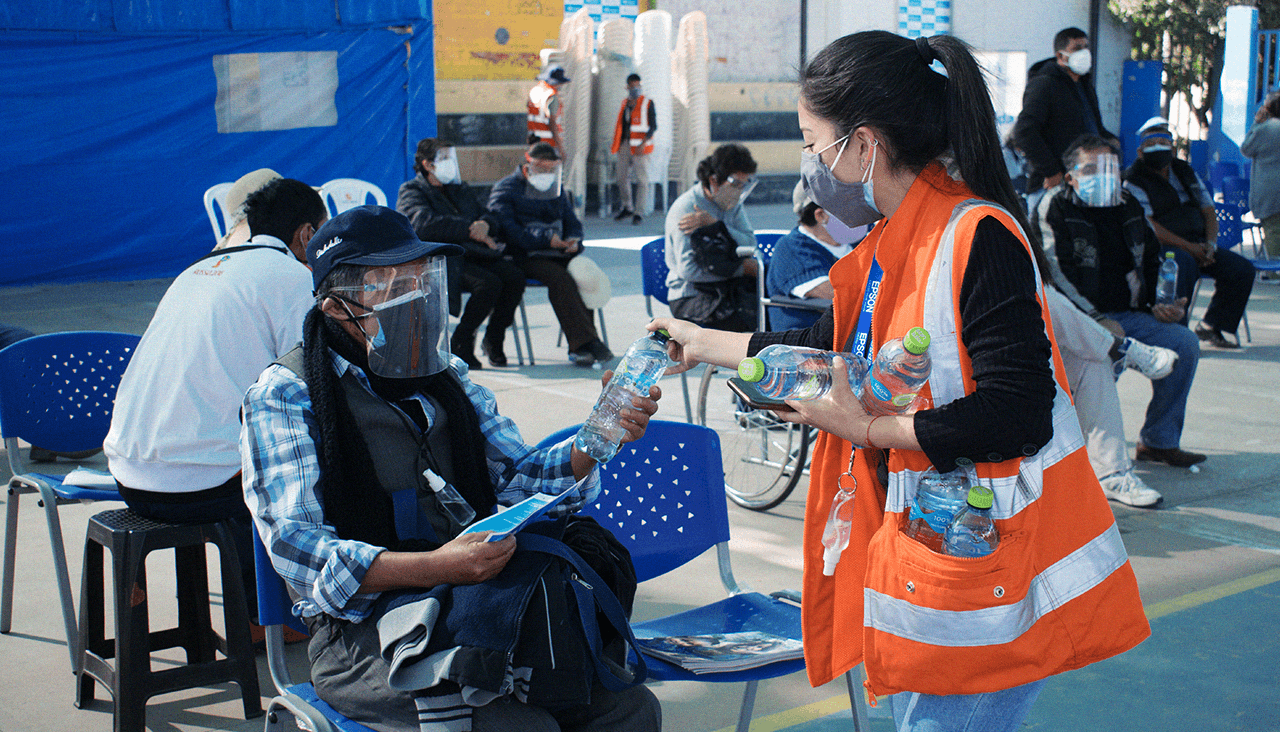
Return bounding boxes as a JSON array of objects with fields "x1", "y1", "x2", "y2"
[
  {"x1": 631, "y1": 214, "x2": 643, "y2": 225},
  {"x1": 1122, "y1": 338, "x2": 1177, "y2": 380},
  {"x1": 587, "y1": 339, "x2": 614, "y2": 363},
  {"x1": 1099, "y1": 470, "x2": 1162, "y2": 507},
  {"x1": 1194, "y1": 322, "x2": 1239, "y2": 349},
  {"x1": 569, "y1": 346, "x2": 596, "y2": 367},
  {"x1": 613, "y1": 208, "x2": 633, "y2": 221},
  {"x1": 481, "y1": 338, "x2": 508, "y2": 368},
  {"x1": 1135, "y1": 441, "x2": 1207, "y2": 468}
]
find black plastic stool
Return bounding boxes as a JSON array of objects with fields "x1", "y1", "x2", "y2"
[{"x1": 75, "y1": 508, "x2": 262, "y2": 732}]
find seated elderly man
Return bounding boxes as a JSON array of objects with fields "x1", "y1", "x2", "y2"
[
  {"x1": 1038, "y1": 134, "x2": 1204, "y2": 469},
  {"x1": 240, "y1": 205, "x2": 662, "y2": 732},
  {"x1": 1122, "y1": 116, "x2": 1255, "y2": 348},
  {"x1": 488, "y1": 142, "x2": 612, "y2": 367}
]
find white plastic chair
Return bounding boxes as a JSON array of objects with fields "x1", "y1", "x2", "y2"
[
  {"x1": 318, "y1": 179, "x2": 388, "y2": 217},
  {"x1": 203, "y1": 182, "x2": 234, "y2": 242}
]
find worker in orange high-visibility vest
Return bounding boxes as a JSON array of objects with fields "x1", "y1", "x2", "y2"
[
  {"x1": 527, "y1": 65, "x2": 570, "y2": 160},
  {"x1": 610, "y1": 73, "x2": 657, "y2": 225}
]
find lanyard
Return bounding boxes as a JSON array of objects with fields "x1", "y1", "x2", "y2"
[{"x1": 846, "y1": 255, "x2": 883, "y2": 360}]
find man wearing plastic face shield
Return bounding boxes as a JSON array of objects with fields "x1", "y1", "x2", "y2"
[
  {"x1": 1038, "y1": 136, "x2": 1209, "y2": 470},
  {"x1": 1065, "y1": 147, "x2": 1123, "y2": 207},
  {"x1": 1122, "y1": 117, "x2": 1256, "y2": 347},
  {"x1": 240, "y1": 203, "x2": 662, "y2": 731},
  {"x1": 489, "y1": 142, "x2": 614, "y2": 366}
]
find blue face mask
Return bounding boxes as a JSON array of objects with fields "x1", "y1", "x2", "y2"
[{"x1": 800, "y1": 135, "x2": 883, "y2": 230}]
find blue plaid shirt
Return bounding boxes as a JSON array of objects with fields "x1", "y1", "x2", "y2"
[{"x1": 240, "y1": 351, "x2": 598, "y2": 622}]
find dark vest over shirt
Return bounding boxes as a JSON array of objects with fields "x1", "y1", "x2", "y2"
[{"x1": 1124, "y1": 158, "x2": 1207, "y2": 242}]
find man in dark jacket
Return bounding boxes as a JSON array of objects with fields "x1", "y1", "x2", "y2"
[
  {"x1": 1122, "y1": 117, "x2": 1255, "y2": 347},
  {"x1": 1014, "y1": 28, "x2": 1115, "y2": 199},
  {"x1": 1037, "y1": 135, "x2": 1205, "y2": 469},
  {"x1": 398, "y1": 138, "x2": 525, "y2": 368},
  {"x1": 488, "y1": 142, "x2": 612, "y2": 367}
]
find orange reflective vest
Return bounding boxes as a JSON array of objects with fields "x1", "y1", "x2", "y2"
[
  {"x1": 527, "y1": 81, "x2": 560, "y2": 142},
  {"x1": 801, "y1": 162, "x2": 1150, "y2": 698},
  {"x1": 610, "y1": 95, "x2": 655, "y2": 155}
]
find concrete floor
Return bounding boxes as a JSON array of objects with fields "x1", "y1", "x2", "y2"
[{"x1": 1, "y1": 201, "x2": 1278, "y2": 731}]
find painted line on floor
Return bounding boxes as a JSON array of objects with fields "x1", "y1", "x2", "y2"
[{"x1": 709, "y1": 565, "x2": 1280, "y2": 732}]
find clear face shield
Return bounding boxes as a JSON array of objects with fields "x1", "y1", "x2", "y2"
[
  {"x1": 331, "y1": 257, "x2": 451, "y2": 378},
  {"x1": 524, "y1": 159, "x2": 563, "y2": 200},
  {"x1": 710, "y1": 173, "x2": 758, "y2": 210},
  {"x1": 1071, "y1": 150, "x2": 1122, "y2": 207},
  {"x1": 432, "y1": 147, "x2": 460, "y2": 185}
]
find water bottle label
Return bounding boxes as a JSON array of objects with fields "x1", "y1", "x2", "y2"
[
  {"x1": 907, "y1": 503, "x2": 953, "y2": 533},
  {"x1": 869, "y1": 377, "x2": 891, "y2": 402}
]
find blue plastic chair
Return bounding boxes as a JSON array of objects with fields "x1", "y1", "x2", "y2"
[
  {"x1": 754, "y1": 231, "x2": 832, "y2": 332},
  {"x1": 538, "y1": 420, "x2": 870, "y2": 732},
  {"x1": 1202, "y1": 176, "x2": 1275, "y2": 343},
  {"x1": 640, "y1": 237, "x2": 693, "y2": 421},
  {"x1": 0, "y1": 331, "x2": 138, "y2": 671},
  {"x1": 254, "y1": 530, "x2": 374, "y2": 732}
]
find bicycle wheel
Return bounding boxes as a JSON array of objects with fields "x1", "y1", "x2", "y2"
[{"x1": 696, "y1": 364, "x2": 811, "y2": 510}]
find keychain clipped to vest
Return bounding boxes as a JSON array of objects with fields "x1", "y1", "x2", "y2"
[{"x1": 823, "y1": 253, "x2": 885, "y2": 576}]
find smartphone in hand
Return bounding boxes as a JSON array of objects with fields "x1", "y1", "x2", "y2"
[{"x1": 727, "y1": 377, "x2": 796, "y2": 413}]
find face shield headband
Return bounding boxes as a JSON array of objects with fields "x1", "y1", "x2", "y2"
[
  {"x1": 329, "y1": 257, "x2": 451, "y2": 378},
  {"x1": 709, "y1": 173, "x2": 758, "y2": 210}
]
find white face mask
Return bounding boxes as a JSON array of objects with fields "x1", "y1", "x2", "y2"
[
  {"x1": 527, "y1": 170, "x2": 559, "y2": 192},
  {"x1": 1067, "y1": 48, "x2": 1092, "y2": 76},
  {"x1": 432, "y1": 151, "x2": 459, "y2": 185}
]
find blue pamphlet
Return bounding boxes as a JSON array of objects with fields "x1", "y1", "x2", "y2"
[{"x1": 460, "y1": 480, "x2": 581, "y2": 542}]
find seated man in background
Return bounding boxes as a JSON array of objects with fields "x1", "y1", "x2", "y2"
[
  {"x1": 398, "y1": 137, "x2": 524, "y2": 369},
  {"x1": 765, "y1": 183, "x2": 863, "y2": 331},
  {"x1": 664, "y1": 143, "x2": 760, "y2": 332},
  {"x1": 1038, "y1": 135, "x2": 1205, "y2": 469},
  {"x1": 488, "y1": 142, "x2": 612, "y2": 367},
  {"x1": 241, "y1": 205, "x2": 661, "y2": 732},
  {"x1": 104, "y1": 178, "x2": 324, "y2": 618},
  {"x1": 1123, "y1": 117, "x2": 1255, "y2": 348}
]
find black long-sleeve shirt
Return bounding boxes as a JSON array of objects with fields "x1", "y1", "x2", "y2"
[{"x1": 748, "y1": 216, "x2": 1056, "y2": 472}]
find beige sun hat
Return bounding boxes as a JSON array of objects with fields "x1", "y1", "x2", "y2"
[{"x1": 567, "y1": 255, "x2": 612, "y2": 310}]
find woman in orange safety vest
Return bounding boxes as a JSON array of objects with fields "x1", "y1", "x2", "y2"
[{"x1": 651, "y1": 31, "x2": 1149, "y2": 732}]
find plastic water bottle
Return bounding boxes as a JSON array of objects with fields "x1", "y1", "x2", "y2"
[
  {"x1": 902, "y1": 469, "x2": 971, "y2": 554},
  {"x1": 944, "y1": 486, "x2": 1000, "y2": 557},
  {"x1": 736, "y1": 345, "x2": 870, "y2": 401},
  {"x1": 575, "y1": 330, "x2": 673, "y2": 463},
  {"x1": 1156, "y1": 252, "x2": 1178, "y2": 305},
  {"x1": 861, "y1": 327, "x2": 932, "y2": 416}
]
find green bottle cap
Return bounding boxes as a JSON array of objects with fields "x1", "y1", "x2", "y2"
[
  {"x1": 967, "y1": 485, "x2": 994, "y2": 510},
  {"x1": 738, "y1": 357, "x2": 766, "y2": 382},
  {"x1": 903, "y1": 327, "x2": 931, "y2": 355},
  {"x1": 1165, "y1": 251, "x2": 1175, "y2": 259},
  {"x1": 653, "y1": 328, "x2": 671, "y2": 342}
]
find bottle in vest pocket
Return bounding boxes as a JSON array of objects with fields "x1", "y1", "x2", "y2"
[{"x1": 424, "y1": 468, "x2": 476, "y2": 527}]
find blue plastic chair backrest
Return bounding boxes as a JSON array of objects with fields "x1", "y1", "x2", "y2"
[
  {"x1": 640, "y1": 237, "x2": 669, "y2": 308},
  {"x1": 754, "y1": 232, "x2": 785, "y2": 264},
  {"x1": 1209, "y1": 161, "x2": 1241, "y2": 197},
  {"x1": 1222, "y1": 175, "x2": 1250, "y2": 213},
  {"x1": 253, "y1": 528, "x2": 309, "y2": 635},
  {"x1": 0, "y1": 331, "x2": 139, "y2": 453},
  {"x1": 537, "y1": 420, "x2": 732, "y2": 583}
]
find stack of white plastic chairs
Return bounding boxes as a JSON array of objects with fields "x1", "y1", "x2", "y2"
[
  {"x1": 669, "y1": 11, "x2": 710, "y2": 199},
  {"x1": 634, "y1": 10, "x2": 673, "y2": 215},
  {"x1": 592, "y1": 18, "x2": 635, "y2": 216},
  {"x1": 558, "y1": 8, "x2": 595, "y2": 216}
]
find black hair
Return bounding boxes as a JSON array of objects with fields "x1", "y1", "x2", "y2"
[
  {"x1": 245, "y1": 178, "x2": 326, "y2": 244},
  {"x1": 527, "y1": 141, "x2": 561, "y2": 162},
  {"x1": 800, "y1": 31, "x2": 1034, "y2": 242},
  {"x1": 627, "y1": 73, "x2": 642, "y2": 84},
  {"x1": 1054, "y1": 27, "x2": 1087, "y2": 53},
  {"x1": 695, "y1": 143, "x2": 758, "y2": 188},
  {"x1": 414, "y1": 138, "x2": 454, "y2": 173},
  {"x1": 1061, "y1": 134, "x2": 1119, "y2": 172},
  {"x1": 799, "y1": 201, "x2": 822, "y2": 227},
  {"x1": 1265, "y1": 90, "x2": 1280, "y2": 119}
]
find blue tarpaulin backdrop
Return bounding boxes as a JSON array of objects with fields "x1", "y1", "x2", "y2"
[{"x1": 0, "y1": 1, "x2": 436, "y2": 286}]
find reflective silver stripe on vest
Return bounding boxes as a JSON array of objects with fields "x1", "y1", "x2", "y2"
[
  {"x1": 864, "y1": 522, "x2": 1129, "y2": 647},
  {"x1": 900, "y1": 199, "x2": 1084, "y2": 520}
]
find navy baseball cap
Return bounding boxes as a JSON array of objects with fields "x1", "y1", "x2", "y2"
[
  {"x1": 538, "y1": 65, "x2": 571, "y2": 84},
  {"x1": 306, "y1": 205, "x2": 462, "y2": 290}
]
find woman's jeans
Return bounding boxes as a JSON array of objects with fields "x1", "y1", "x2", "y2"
[{"x1": 890, "y1": 678, "x2": 1047, "y2": 732}]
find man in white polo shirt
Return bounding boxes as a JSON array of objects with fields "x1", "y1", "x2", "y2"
[{"x1": 104, "y1": 178, "x2": 325, "y2": 617}]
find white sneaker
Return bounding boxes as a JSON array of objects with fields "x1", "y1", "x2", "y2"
[
  {"x1": 1122, "y1": 338, "x2": 1177, "y2": 380},
  {"x1": 1099, "y1": 470, "x2": 1163, "y2": 507}
]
